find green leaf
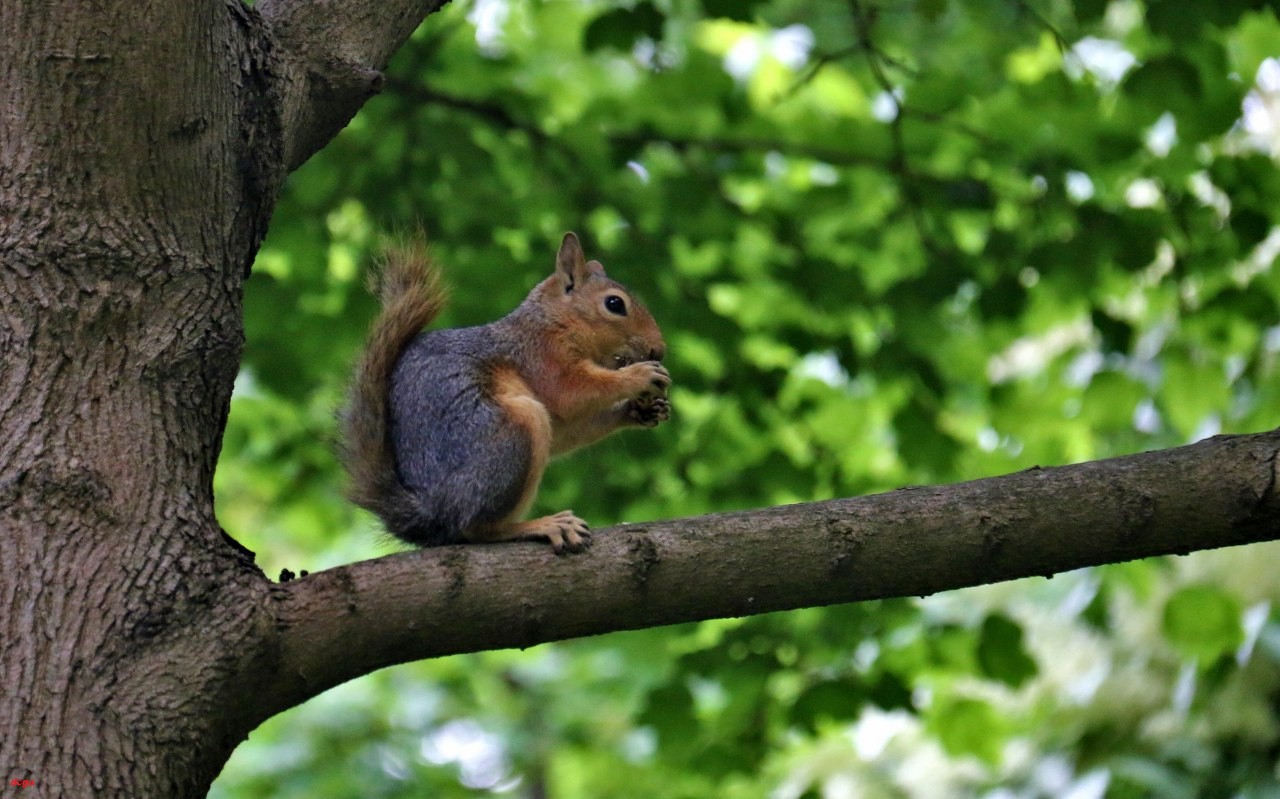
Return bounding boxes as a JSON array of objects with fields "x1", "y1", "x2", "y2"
[
  {"x1": 1229, "y1": 8, "x2": 1280, "y2": 81},
  {"x1": 976, "y1": 614, "x2": 1038, "y2": 688},
  {"x1": 791, "y1": 679, "x2": 866, "y2": 732},
  {"x1": 700, "y1": 0, "x2": 767, "y2": 22},
  {"x1": 638, "y1": 682, "x2": 700, "y2": 759},
  {"x1": 583, "y1": 3, "x2": 664, "y2": 52},
  {"x1": 1122, "y1": 56, "x2": 1200, "y2": 121},
  {"x1": 1162, "y1": 584, "x2": 1244, "y2": 665},
  {"x1": 928, "y1": 697, "x2": 1006, "y2": 764},
  {"x1": 1160, "y1": 353, "x2": 1230, "y2": 439}
]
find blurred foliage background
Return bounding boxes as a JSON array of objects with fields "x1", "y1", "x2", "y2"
[{"x1": 211, "y1": 0, "x2": 1280, "y2": 796}]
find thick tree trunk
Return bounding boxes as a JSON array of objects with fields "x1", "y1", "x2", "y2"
[
  {"x1": 0, "y1": 1, "x2": 436, "y2": 795},
  {"x1": 0, "y1": 2, "x2": 279, "y2": 794}
]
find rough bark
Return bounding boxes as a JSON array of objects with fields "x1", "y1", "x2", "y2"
[
  {"x1": 0, "y1": 1, "x2": 443, "y2": 796},
  {"x1": 257, "y1": 0, "x2": 444, "y2": 170},
  {"x1": 1, "y1": 1, "x2": 1279, "y2": 797},
  {"x1": 260, "y1": 430, "x2": 1280, "y2": 718},
  {"x1": 1, "y1": 3, "x2": 277, "y2": 795}
]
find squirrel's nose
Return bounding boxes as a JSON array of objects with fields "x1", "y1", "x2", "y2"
[{"x1": 648, "y1": 346, "x2": 665, "y2": 362}]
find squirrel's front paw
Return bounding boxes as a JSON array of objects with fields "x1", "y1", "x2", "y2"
[
  {"x1": 624, "y1": 360, "x2": 671, "y2": 396},
  {"x1": 627, "y1": 395, "x2": 671, "y2": 428}
]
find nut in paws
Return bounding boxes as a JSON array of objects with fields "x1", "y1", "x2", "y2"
[{"x1": 627, "y1": 394, "x2": 671, "y2": 427}]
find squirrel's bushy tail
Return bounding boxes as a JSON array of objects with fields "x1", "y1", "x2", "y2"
[{"x1": 341, "y1": 239, "x2": 448, "y2": 529}]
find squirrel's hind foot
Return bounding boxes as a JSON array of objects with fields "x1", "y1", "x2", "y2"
[
  {"x1": 525, "y1": 510, "x2": 592, "y2": 554},
  {"x1": 471, "y1": 510, "x2": 592, "y2": 554}
]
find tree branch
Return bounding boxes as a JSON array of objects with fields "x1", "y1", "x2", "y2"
[
  {"x1": 256, "y1": 0, "x2": 451, "y2": 171},
  {"x1": 258, "y1": 430, "x2": 1280, "y2": 717}
]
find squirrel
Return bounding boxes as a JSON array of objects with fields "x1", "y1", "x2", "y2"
[{"x1": 340, "y1": 232, "x2": 670, "y2": 554}]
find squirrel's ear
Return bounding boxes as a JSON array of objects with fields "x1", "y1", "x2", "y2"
[{"x1": 555, "y1": 232, "x2": 597, "y2": 292}]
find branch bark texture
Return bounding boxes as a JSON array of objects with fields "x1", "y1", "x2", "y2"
[{"x1": 264, "y1": 430, "x2": 1280, "y2": 717}]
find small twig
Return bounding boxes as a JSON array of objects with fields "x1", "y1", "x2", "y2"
[
  {"x1": 1012, "y1": 0, "x2": 1071, "y2": 55},
  {"x1": 784, "y1": 43, "x2": 862, "y2": 98},
  {"x1": 847, "y1": 0, "x2": 944, "y2": 257},
  {"x1": 384, "y1": 77, "x2": 546, "y2": 140}
]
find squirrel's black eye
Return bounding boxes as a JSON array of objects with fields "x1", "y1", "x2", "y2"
[{"x1": 604, "y1": 294, "x2": 628, "y2": 316}]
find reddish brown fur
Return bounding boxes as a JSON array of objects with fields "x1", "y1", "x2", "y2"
[{"x1": 342, "y1": 232, "x2": 668, "y2": 553}]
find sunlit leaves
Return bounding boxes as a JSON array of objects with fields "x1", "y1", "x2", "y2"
[{"x1": 214, "y1": 0, "x2": 1280, "y2": 796}]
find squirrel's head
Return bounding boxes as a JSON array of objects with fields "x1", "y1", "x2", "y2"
[{"x1": 538, "y1": 232, "x2": 666, "y2": 368}]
